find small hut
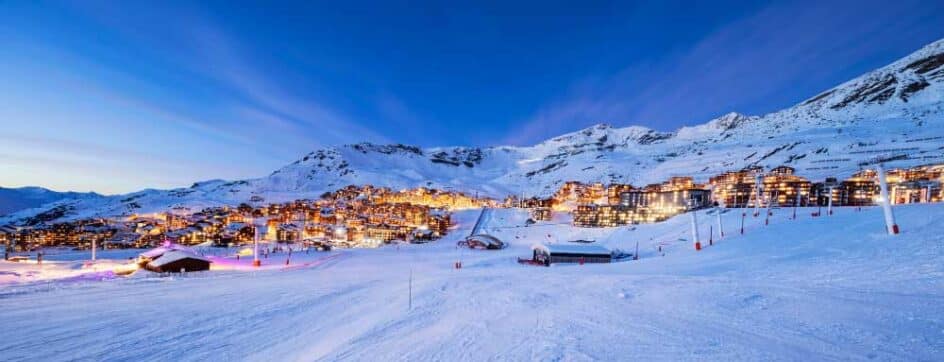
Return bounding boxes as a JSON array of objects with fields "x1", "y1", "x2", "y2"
[
  {"x1": 145, "y1": 251, "x2": 211, "y2": 273},
  {"x1": 529, "y1": 243, "x2": 612, "y2": 266},
  {"x1": 138, "y1": 244, "x2": 211, "y2": 273}
]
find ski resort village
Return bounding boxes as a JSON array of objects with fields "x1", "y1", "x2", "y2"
[
  {"x1": 2, "y1": 163, "x2": 943, "y2": 255},
  {"x1": 3, "y1": 3, "x2": 944, "y2": 361}
]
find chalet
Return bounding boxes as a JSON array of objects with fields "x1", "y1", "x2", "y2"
[
  {"x1": 276, "y1": 223, "x2": 301, "y2": 242},
  {"x1": 106, "y1": 230, "x2": 142, "y2": 247},
  {"x1": 164, "y1": 226, "x2": 205, "y2": 245},
  {"x1": 145, "y1": 251, "x2": 211, "y2": 273},
  {"x1": 221, "y1": 222, "x2": 253, "y2": 244},
  {"x1": 139, "y1": 244, "x2": 211, "y2": 273}
]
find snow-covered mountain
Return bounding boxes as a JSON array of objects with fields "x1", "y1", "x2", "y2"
[
  {"x1": 4, "y1": 38, "x2": 944, "y2": 225},
  {"x1": 0, "y1": 187, "x2": 101, "y2": 217}
]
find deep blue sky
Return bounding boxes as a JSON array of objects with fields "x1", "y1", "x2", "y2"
[{"x1": 1, "y1": 1, "x2": 942, "y2": 194}]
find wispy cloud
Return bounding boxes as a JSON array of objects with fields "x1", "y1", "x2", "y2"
[
  {"x1": 506, "y1": 0, "x2": 944, "y2": 146},
  {"x1": 186, "y1": 21, "x2": 390, "y2": 148},
  {"x1": 0, "y1": 4, "x2": 397, "y2": 193}
]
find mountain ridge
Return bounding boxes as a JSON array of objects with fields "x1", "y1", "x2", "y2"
[
  {"x1": 0, "y1": 186, "x2": 101, "y2": 217},
  {"x1": 4, "y1": 38, "x2": 944, "y2": 225}
]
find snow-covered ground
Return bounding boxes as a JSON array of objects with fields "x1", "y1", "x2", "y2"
[{"x1": 2, "y1": 204, "x2": 943, "y2": 361}]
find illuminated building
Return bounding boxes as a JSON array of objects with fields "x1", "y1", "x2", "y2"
[
  {"x1": 531, "y1": 207, "x2": 552, "y2": 221},
  {"x1": 365, "y1": 224, "x2": 400, "y2": 242},
  {"x1": 761, "y1": 166, "x2": 812, "y2": 207},
  {"x1": 892, "y1": 180, "x2": 941, "y2": 204},
  {"x1": 276, "y1": 223, "x2": 301, "y2": 242},
  {"x1": 606, "y1": 184, "x2": 634, "y2": 205},
  {"x1": 572, "y1": 177, "x2": 710, "y2": 227},
  {"x1": 520, "y1": 197, "x2": 553, "y2": 209},
  {"x1": 619, "y1": 189, "x2": 710, "y2": 211},
  {"x1": 835, "y1": 170, "x2": 879, "y2": 206},
  {"x1": 708, "y1": 166, "x2": 764, "y2": 207}
]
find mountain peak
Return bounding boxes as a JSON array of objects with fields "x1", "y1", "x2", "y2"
[
  {"x1": 706, "y1": 112, "x2": 753, "y2": 130},
  {"x1": 794, "y1": 38, "x2": 944, "y2": 112},
  {"x1": 5, "y1": 37, "x2": 944, "y2": 224},
  {"x1": 345, "y1": 143, "x2": 424, "y2": 156}
]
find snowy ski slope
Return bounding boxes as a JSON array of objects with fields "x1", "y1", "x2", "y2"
[{"x1": 2, "y1": 203, "x2": 942, "y2": 360}]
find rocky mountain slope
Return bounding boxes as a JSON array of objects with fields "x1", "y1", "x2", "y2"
[{"x1": 3, "y1": 38, "x2": 944, "y2": 225}]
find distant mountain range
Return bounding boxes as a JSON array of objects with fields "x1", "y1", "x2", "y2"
[
  {"x1": 4, "y1": 38, "x2": 944, "y2": 226},
  {"x1": 0, "y1": 187, "x2": 100, "y2": 217}
]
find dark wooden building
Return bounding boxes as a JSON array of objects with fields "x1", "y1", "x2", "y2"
[
  {"x1": 139, "y1": 246, "x2": 211, "y2": 273},
  {"x1": 144, "y1": 251, "x2": 211, "y2": 273}
]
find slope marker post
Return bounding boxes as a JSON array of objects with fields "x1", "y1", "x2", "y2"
[
  {"x1": 408, "y1": 268, "x2": 413, "y2": 311},
  {"x1": 740, "y1": 212, "x2": 746, "y2": 235},
  {"x1": 690, "y1": 207, "x2": 701, "y2": 251}
]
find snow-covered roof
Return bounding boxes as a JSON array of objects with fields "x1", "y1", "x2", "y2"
[
  {"x1": 147, "y1": 250, "x2": 210, "y2": 268},
  {"x1": 140, "y1": 246, "x2": 171, "y2": 259},
  {"x1": 107, "y1": 232, "x2": 139, "y2": 244},
  {"x1": 468, "y1": 234, "x2": 503, "y2": 246},
  {"x1": 165, "y1": 226, "x2": 202, "y2": 237},
  {"x1": 82, "y1": 225, "x2": 111, "y2": 232},
  {"x1": 532, "y1": 243, "x2": 611, "y2": 256},
  {"x1": 278, "y1": 223, "x2": 300, "y2": 231},
  {"x1": 139, "y1": 243, "x2": 198, "y2": 259},
  {"x1": 224, "y1": 222, "x2": 248, "y2": 232}
]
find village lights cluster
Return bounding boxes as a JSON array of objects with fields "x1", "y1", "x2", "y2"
[
  {"x1": 2, "y1": 185, "x2": 496, "y2": 252},
  {"x1": 513, "y1": 163, "x2": 944, "y2": 228},
  {"x1": 2, "y1": 164, "x2": 942, "y2": 251}
]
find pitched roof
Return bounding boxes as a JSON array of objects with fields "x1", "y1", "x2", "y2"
[{"x1": 147, "y1": 250, "x2": 210, "y2": 268}]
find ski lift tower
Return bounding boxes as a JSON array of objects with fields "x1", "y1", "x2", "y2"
[
  {"x1": 860, "y1": 155, "x2": 905, "y2": 235},
  {"x1": 689, "y1": 197, "x2": 701, "y2": 251},
  {"x1": 752, "y1": 170, "x2": 765, "y2": 217},
  {"x1": 251, "y1": 216, "x2": 268, "y2": 267},
  {"x1": 710, "y1": 185, "x2": 725, "y2": 238},
  {"x1": 822, "y1": 178, "x2": 839, "y2": 216},
  {"x1": 248, "y1": 194, "x2": 268, "y2": 267}
]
